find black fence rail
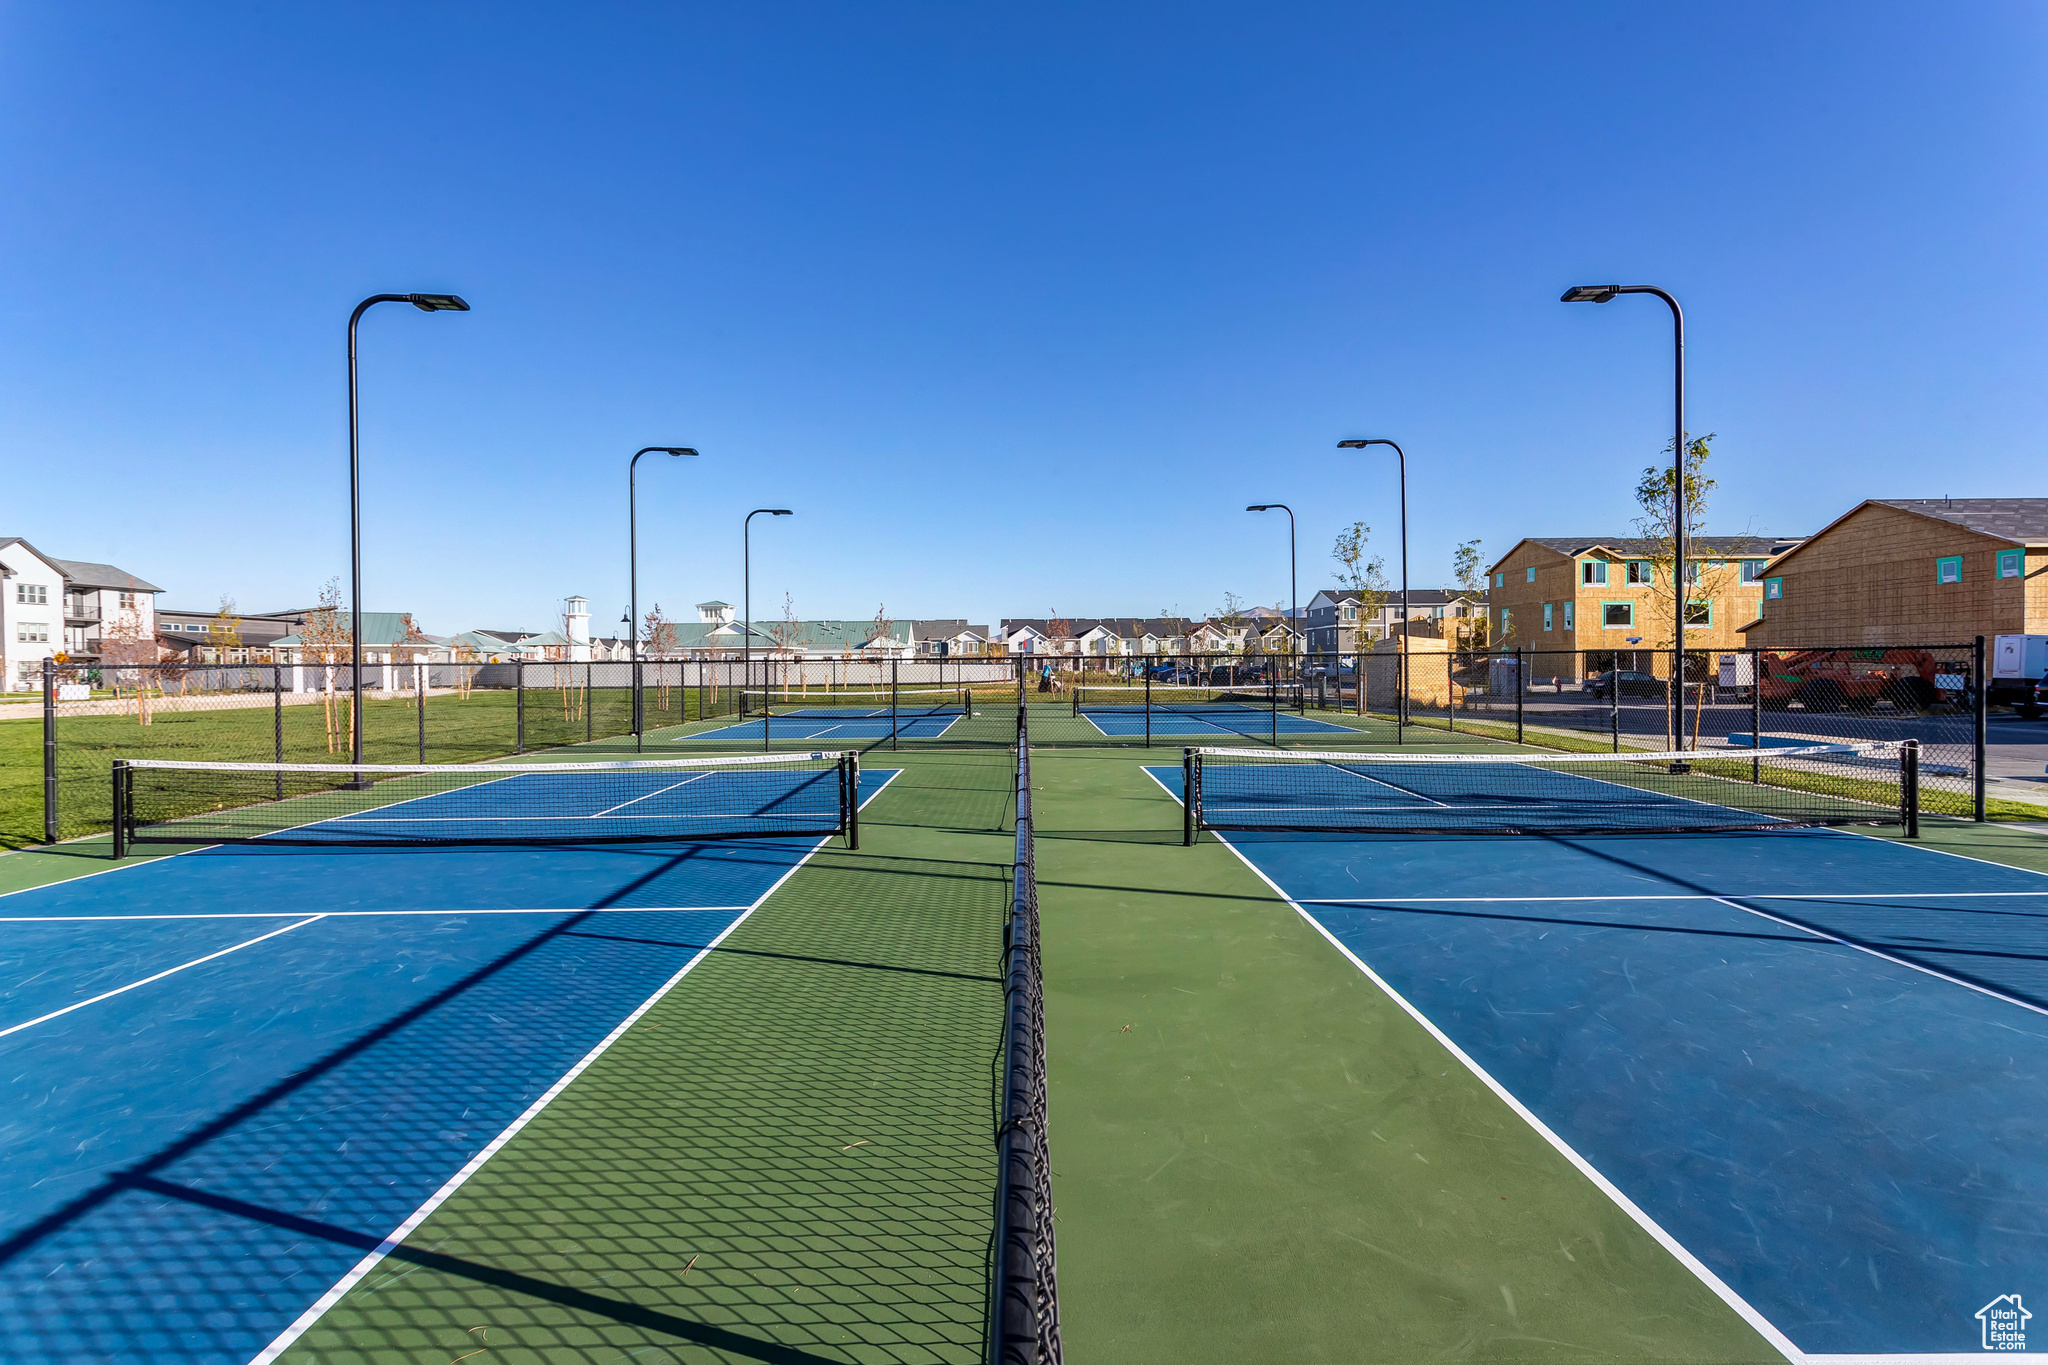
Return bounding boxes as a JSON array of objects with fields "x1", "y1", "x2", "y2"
[
  {"x1": 990, "y1": 695, "x2": 1060, "y2": 1363},
  {"x1": 1375, "y1": 642, "x2": 1988, "y2": 820}
]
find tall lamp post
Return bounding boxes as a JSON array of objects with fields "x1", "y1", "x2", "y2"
[
  {"x1": 1561, "y1": 284, "x2": 1688, "y2": 748},
  {"x1": 628, "y1": 446, "x2": 698, "y2": 745},
  {"x1": 1246, "y1": 504, "x2": 1296, "y2": 671},
  {"x1": 1336, "y1": 439, "x2": 1410, "y2": 726},
  {"x1": 347, "y1": 292, "x2": 468, "y2": 769},
  {"x1": 743, "y1": 508, "x2": 792, "y2": 691}
]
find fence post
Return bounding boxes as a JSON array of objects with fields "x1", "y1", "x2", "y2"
[
  {"x1": 1144, "y1": 670, "x2": 1152, "y2": 749},
  {"x1": 891, "y1": 656, "x2": 901, "y2": 753},
  {"x1": 1973, "y1": 635, "x2": 1987, "y2": 821},
  {"x1": 1514, "y1": 647, "x2": 1525, "y2": 747},
  {"x1": 1901, "y1": 738, "x2": 1920, "y2": 838},
  {"x1": 515, "y1": 662, "x2": 525, "y2": 754},
  {"x1": 42, "y1": 657, "x2": 58, "y2": 843},
  {"x1": 273, "y1": 664, "x2": 285, "y2": 797},
  {"x1": 635, "y1": 659, "x2": 646, "y2": 753},
  {"x1": 417, "y1": 662, "x2": 427, "y2": 763},
  {"x1": 1610, "y1": 656, "x2": 1621, "y2": 752},
  {"x1": 1750, "y1": 648, "x2": 1762, "y2": 783},
  {"x1": 585, "y1": 662, "x2": 594, "y2": 744}
]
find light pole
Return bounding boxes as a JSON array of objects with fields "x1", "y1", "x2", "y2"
[
  {"x1": 347, "y1": 292, "x2": 468, "y2": 768},
  {"x1": 1561, "y1": 284, "x2": 1688, "y2": 748},
  {"x1": 743, "y1": 508, "x2": 792, "y2": 691},
  {"x1": 629, "y1": 446, "x2": 698, "y2": 744},
  {"x1": 1336, "y1": 439, "x2": 1410, "y2": 724},
  {"x1": 1246, "y1": 504, "x2": 1296, "y2": 669}
]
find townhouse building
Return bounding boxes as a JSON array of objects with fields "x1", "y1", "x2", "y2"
[
  {"x1": 0, "y1": 538, "x2": 163, "y2": 689},
  {"x1": 1739, "y1": 499, "x2": 2048, "y2": 648},
  {"x1": 1303, "y1": 588, "x2": 1484, "y2": 655},
  {"x1": 1484, "y1": 535, "x2": 1799, "y2": 678}
]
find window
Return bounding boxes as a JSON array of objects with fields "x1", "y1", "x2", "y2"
[
  {"x1": 16, "y1": 622, "x2": 49, "y2": 643},
  {"x1": 1740, "y1": 560, "x2": 1767, "y2": 582},
  {"x1": 1626, "y1": 561, "x2": 1653, "y2": 585},
  {"x1": 1500, "y1": 608, "x2": 1512, "y2": 634},
  {"x1": 1684, "y1": 561, "x2": 1701, "y2": 584},
  {"x1": 1342, "y1": 606, "x2": 1355, "y2": 621},
  {"x1": 1581, "y1": 560, "x2": 1609, "y2": 585},
  {"x1": 1685, "y1": 601, "x2": 1712, "y2": 628},
  {"x1": 1998, "y1": 549, "x2": 2024, "y2": 579},
  {"x1": 118, "y1": 591, "x2": 137, "y2": 609},
  {"x1": 1764, "y1": 576, "x2": 1784, "y2": 600},
  {"x1": 1525, "y1": 566, "x2": 1536, "y2": 582},
  {"x1": 1602, "y1": 602, "x2": 1633, "y2": 628},
  {"x1": 1542, "y1": 603, "x2": 1554, "y2": 631},
  {"x1": 1562, "y1": 602, "x2": 1574, "y2": 630},
  {"x1": 1936, "y1": 555, "x2": 1963, "y2": 584},
  {"x1": 16, "y1": 583, "x2": 47, "y2": 605},
  {"x1": 1493, "y1": 572, "x2": 1504, "y2": 588}
]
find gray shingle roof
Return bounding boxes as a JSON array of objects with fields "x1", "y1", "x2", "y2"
[
  {"x1": 1518, "y1": 535, "x2": 1791, "y2": 559},
  {"x1": 1311, "y1": 587, "x2": 1482, "y2": 606},
  {"x1": 1871, "y1": 498, "x2": 2048, "y2": 543},
  {"x1": 43, "y1": 556, "x2": 164, "y2": 593}
]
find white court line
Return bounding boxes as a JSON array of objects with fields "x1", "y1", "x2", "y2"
[
  {"x1": 1300, "y1": 890, "x2": 2048, "y2": 904},
  {"x1": 587, "y1": 772, "x2": 712, "y2": 817},
  {"x1": 0, "y1": 906, "x2": 756, "y2": 924},
  {"x1": 251, "y1": 765, "x2": 902, "y2": 1363},
  {"x1": 0, "y1": 916, "x2": 325, "y2": 1038}
]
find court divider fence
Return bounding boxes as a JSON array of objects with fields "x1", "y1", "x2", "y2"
[
  {"x1": 35, "y1": 638, "x2": 1997, "y2": 842},
  {"x1": 989, "y1": 687, "x2": 1061, "y2": 1363}
]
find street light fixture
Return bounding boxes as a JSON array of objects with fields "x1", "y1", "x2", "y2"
[
  {"x1": 346, "y1": 291, "x2": 469, "y2": 769},
  {"x1": 1561, "y1": 282, "x2": 1689, "y2": 747},
  {"x1": 1246, "y1": 504, "x2": 1296, "y2": 663},
  {"x1": 743, "y1": 509, "x2": 793, "y2": 690},
  {"x1": 628, "y1": 446, "x2": 698, "y2": 747}
]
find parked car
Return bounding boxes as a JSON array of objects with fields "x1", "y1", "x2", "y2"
[{"x1": 1583, "y1": 670, "x2": 1664, "y2": 699}]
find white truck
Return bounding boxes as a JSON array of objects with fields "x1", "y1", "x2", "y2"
[{"x1": 1992, "y1": 635, "x2": 2048, "y2": 719}]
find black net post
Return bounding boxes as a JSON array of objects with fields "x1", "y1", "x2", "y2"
[
  {"x1": 273, "y1": 664, "x2": 285, "y2": 798},
  {"x1": 110, "y1": 760, "x2": 128, "y2": 859},
  {"x1": 1610, "y1": 656, "x2": 1621, "y2": 752},
  {"x1": 43, "y1": 657, "x2": 58, "y2": 843},
  {"x1": 516, "y1": 662, "x2": 525, "y2": 754},
  {"x1": 1750, "y1": 648, "x2": 1763, "y2": 783},
  {"x1": 1183, "y1": 747, "x2": 1196, "y2": 845},
  {"x1": 1902, "y1": 738, "x2": 1920, "y2": 838},
  {"x1": 1974, "y1": 635, "x2": 1988, "y2": 821},
  {"x1": 1270, "y1": 677, "x2": 1279, "y2": 747},
  {"x1": 1515, "y1": 647, "x2": 1525, "y2": 746}
]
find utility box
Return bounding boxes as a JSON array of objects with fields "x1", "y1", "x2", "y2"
[
  {"x1": 1717, "y1": 653, "x2": 1755, "y2": 688},
  {"x1": 1993, "y1": 635, "x2": 2048, "y2": 680}
]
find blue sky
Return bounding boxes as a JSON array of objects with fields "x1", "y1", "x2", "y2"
[{"x1": 3, "y1": 3, "x2": 2042, "y2": 635}]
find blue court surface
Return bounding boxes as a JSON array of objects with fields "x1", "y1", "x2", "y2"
[
  {"x1": 678, "y1": 711, "x2": 963, "y2": 742},
  {"x1": 0, "y1": 766, "x2": 899, "y2": 1364},
  {"x1": 1147, "y1": 763, "x2": 2048, "y2": 1361},
  {"x1": 1078, "y1": 705, "x2": 1354, "y2": 739}
]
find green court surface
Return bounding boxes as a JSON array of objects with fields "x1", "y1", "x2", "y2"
[{"x1": 273, "y1": 750, "x2": 1017, "y2": 1365}]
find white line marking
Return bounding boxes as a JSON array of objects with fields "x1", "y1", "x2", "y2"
[
  {"x1": 580, "y1": 772, "x2": 712, "y2": 817},
  {"x1": 0, "y1": 916, "x2": 325, "y2": 1038},
  {"x1": 1201, "y1": 830, "x2": 1805, "y2": 1364},
  {"x1": 248, "y1": 773, "x2": 897, "y2": 1363},
  {"x1": 1297, "y1": 890, "x2": 2048, "y2": 904},
  {"x1": 0, "y1": 906, "x2": 756, "y2": 924}
]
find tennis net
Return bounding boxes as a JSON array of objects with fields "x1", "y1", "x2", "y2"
[
  {"x1": 113, "y1": 751, "x2": 860, "y2": 853},
  {"x1": 1182, "y1": 741, "x2": 1921, "y2": 840},
  {"x1": 1072, "y1": 682, "x2": 1306, "y2": 715},
  {"x1": 740, "y1": 687, "x2": 970, "y2": 720}
]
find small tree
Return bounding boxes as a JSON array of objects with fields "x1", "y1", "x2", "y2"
[
  {"x1": 643, "y1": 604, "x2": 679, "y2": 710},
  {"x1": 206, "y1": 596, "x2": 243, "y2": 665},
  {"x1": 299, "y1": 579, "x2": 351, "y2": 753},
  {"x1": 1631, "y1": 433, "x2": 1737, "y2": 746},
  {"x1": 1450, "y1": 539, "x2": 1491, "y2": 653},
  {"x1": 100, "y1": 606, "x2": 161, "y2": 723},
  {"x1": 766, "y1": 594, "x2": 803, "y2": 693},
  {"x1": 1332, "y1": 522, "x2": 1391, "y2": 640}
]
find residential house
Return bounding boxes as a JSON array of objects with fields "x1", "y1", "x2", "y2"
[
  {"x1": 907, "y1": 620, "x2": 994, "y2": 656},
  {"x1": 0, "y1": 539, "x2": 162, "y2": 688},
  {"x1": 1303, "y1": 587, "x2": 1484, "y2": 655},
  {"x1": 155, "y1": 606, "x2": 313, "y2": 663},
  {"x1": 1485, "y1": 535, "x2": 1800, "y2": 678},
  {"x1": 999, "y1": 618, "x2": 1197, "y2": 657},
  {"x1": 269, "y1": 611, "x2": 448, "y2": 691},
  {"x1": 1740, "y1": 498, "x2": 2048, "y2": 648}
]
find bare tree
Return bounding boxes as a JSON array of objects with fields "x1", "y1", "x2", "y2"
[
  {"x1": 206, "y1": 596, "x2": 243, "y2": 666},
  {"x1": 643, "y1": 604, "x2": 679, "y2": 710},
  {"x1": 100, "y1": 606, "x2": 161, "y2": 724},
  {"x1": 299, "y1": 579, "x2": 351, "y2": 754},
  {"x1": 766, "y1": 594, "x2": 803, "y2": 694}
]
